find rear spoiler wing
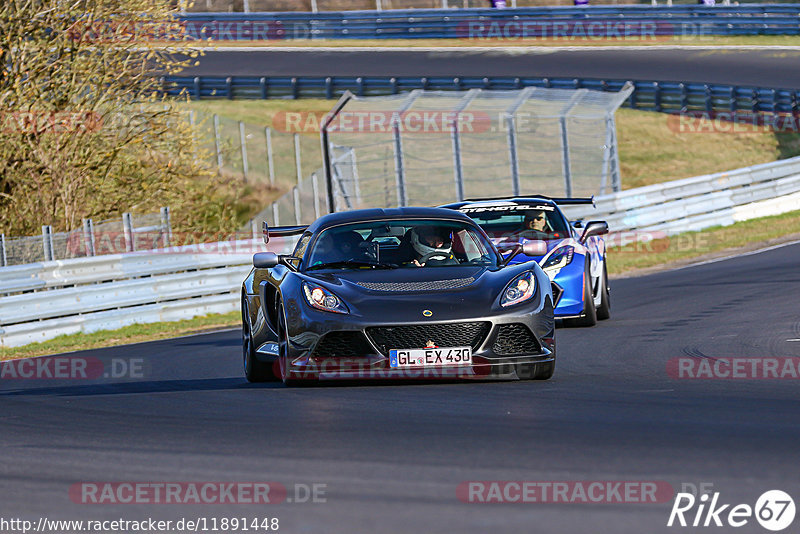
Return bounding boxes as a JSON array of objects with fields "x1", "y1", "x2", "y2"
[
  {"x1": 262, "y1": 221, "x2": 308, "y2": 244},
  {"x1": 463, "y1": 195, "x2": 595, "y2": 206}
]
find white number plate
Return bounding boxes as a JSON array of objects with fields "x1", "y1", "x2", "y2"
[{"x1": 389, "y1": 347, "x2": 472, "y2": 368}]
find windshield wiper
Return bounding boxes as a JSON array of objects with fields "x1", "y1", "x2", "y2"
[{"x1": 307, "y1": 260, "x2": 397, "y2": 271}]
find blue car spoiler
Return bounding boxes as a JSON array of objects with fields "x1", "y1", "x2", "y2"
[{"x1": 462, "y1": 195, "x2": 595, "y2": 206}]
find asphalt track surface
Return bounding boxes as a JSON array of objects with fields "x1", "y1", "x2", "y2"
[
  {"x1": 2, "y1": 241, "x2": 800, "y2": 533},
  {"x1": 182, "y1": 48, "x2": 800, "y2": 88}
]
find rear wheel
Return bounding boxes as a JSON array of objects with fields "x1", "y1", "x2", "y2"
[
  {"x1": 566, "y1": 261, "x2": 597, "y2": 327},
  {"x1": 243, "y1": 300, "x2": 276, "y2": 383},
  {"x1": 596, "y1": 260, "x2": 611, "y2": 321}
]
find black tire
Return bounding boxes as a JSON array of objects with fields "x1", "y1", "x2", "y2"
[
  {"x1": 566, "y1": 261, "x2": 597, "y2": 327},
  {"x1": 277, "y1": 303, "x2": 307, "y2": 387},
  {"x1": 243, "y1": 300, "x2": 277, "y2": 383},
  {"x1": 596, "y1": 260, "x2": 611, "y2": 321}
]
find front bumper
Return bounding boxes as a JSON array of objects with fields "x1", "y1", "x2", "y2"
[{"x1": 279, "y1": 311, "x2": 554, "y2": 381}]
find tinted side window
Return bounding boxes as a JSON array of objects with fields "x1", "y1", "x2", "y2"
[{"x1": 293, "y1": 233, "x2": 312, "y2": 259}]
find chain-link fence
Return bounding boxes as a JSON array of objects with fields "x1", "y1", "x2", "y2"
[
  {"x1": 0, "y1": 209, "x2": 172, "y2": 267},
  {"x1": 253, "y1": 86, "x2": 631, "y2": 229},
  {"x1": 190, "y1": 111, "x2": 321, "y2": 190}
]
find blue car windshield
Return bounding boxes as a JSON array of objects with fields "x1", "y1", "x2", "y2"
[
  {"x1": 465, "y1": 206, "x2": 570, "y2": 243},
  {"x1": 305, "y1": 220, "x2": 499, "y2": 271}
]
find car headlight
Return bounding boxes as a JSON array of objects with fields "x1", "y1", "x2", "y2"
[
  {"x1": 302, "y1": 282, "x2": 348, "y2": 314},
  {"x1": 501, "y1": 271, "x2": 536, "y2": 307},
  {"x1": 541, "y1": 246, "x2": 575, "y2": 271}
]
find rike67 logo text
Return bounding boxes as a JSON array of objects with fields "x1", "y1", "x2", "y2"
[{"x1": 668, "y1": 490, "x2": 795, "y2": 531}]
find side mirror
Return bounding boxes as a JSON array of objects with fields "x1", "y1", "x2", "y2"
[
  {"x1": 253, "y1": 252, "x2": 279, "y2": 269},
  {"x1": 502, "y1": 240, "x2": 547, "y2": 266},
  {"x1": 580, "y1": 221, "x2": 609, "y2": 242},
  {"x1": 262, "y1": 220, "x2": 270, "y2": 244},
  {"x1": 521, "y1": 239, "x2": 547, "y2": 257}
]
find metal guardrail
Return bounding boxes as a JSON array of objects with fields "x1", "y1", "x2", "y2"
[
  {"x1": 0, "y1": 239, "x2": 295, "y2": 348},
  {"x1": 179, "y1": 5, "x2": 800, "y2": 39},
  {"x1": 560, "y1": 155, "x2": 800, "y2": 235},
  {"x1": 163, "y1": 76, "x2": 800, "y2": 117}
]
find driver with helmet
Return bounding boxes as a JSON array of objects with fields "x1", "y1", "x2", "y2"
[{"x1": 407, "y1": 226, "x2": 458, "y2": 267}]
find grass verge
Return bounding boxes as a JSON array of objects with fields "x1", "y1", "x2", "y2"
[
  {"x1": 607, "y1": 209, "x2": 800, "y2": 276},
  {"x1": 0, "y1": 311, "x2": 240, "y2": 361}
]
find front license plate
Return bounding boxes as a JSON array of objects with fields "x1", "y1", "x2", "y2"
[{"x1": 389, "y1": 347, "x2": 472, "y2": 368}]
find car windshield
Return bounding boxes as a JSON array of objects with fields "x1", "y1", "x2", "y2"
[
  {"x1": 305, "y1": 219, "x2": 499, "y2": 271},
  {"x1": 462, "y1": 204, "x2": 570, "y2": 244}
]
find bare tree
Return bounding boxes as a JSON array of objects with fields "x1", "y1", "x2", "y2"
[{"x1": 0, "y1": 0, "x2": 230, "y2": 235}]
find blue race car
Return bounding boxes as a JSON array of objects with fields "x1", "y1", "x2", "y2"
[{"x1": 441, "y1": 196, "x2": 610, "y2": 326}]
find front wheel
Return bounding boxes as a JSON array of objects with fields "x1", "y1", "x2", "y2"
[
  {"x1": 277, "y1": 303, "x2": 308, "y2": 387},
  {"x1": 243, "y1": 300, "x2": 277, "y2": 383},
  {"x1": 596, "y1": 260, "x2": 611, "y2": 321},
  {"x1": 565, "y1": 261, "x2": 597, "y2": 327}
]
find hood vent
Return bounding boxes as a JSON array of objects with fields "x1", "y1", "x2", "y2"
[{"x1": 352, "y1": 277, "x2": 476, "y2": 292}]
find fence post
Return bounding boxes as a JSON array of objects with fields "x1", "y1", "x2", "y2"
[
  {"x1": 506, "y1": 115, "x2": 520, "y2": 197},
  {"x1": 559, "y1": 118, "x2": 573, "y2": 197},
  {"x1": 122, "y1": 213, "x2": 135, "y2": 253},
  {"x1": 42, "y1": 225, "x2": 54, "y2": 261},
  {"x1": 311, "y1": 0, "x2": 318, "y2": 11},
  {"x1": 312, "y1": 172, "x2": 322, "y2": 219},
  {"x1": 82, "y1": 219, "x2": 96, "y2": 256},
  {"x1": 294, "y1": 133, "x2": 303, "y2": 190},
  {"x1": 392, "y1": 90, "x2": 421, "y2": 207},
  {"x1": 558, "y1": 89, "x2": 587, "y2": 197},
  {"x1": 243, "y1": 0, "x2": 250, "y2": 12},
  {"x1": 272, "y1": 203, "x2": 280, "y2": 227},
  {"x1": 350, "y1": 148, "x2": 363, "y2": 205},
  {"x1": 504, "y1": 87, "x2": 534, "y2": 197},
  {"x1": 451, "y1": 89, "x2": 480, "y2": 201},
  {"x1": 292, "y1": 186, "x2": 302, "y2": 225},
  {"x1": 213, "y1": 114, "x2": 223, "y2": 171},
  {"x1": 392, "y1": 119, "x2": 407, "y2": 207},
  {"x1": 250, "y1": 219, "x2": 258, "y2": 240},
  {"x1": 376, "y1": 0, "x2": 382, "y2": 10},
  {"x1": 265, "y1": 127, "x2": 276, "y2": 187},
  {"x1": 609, "y1": 115, "x2": 622, "y2": 192},
  {"x1": 160, "y1": 207, "x2": 172, "y2": 247},
  {"x1": 239, "y1": 121, "x2": 249, "y2": 181},
  {"x1": 0, "y1": 233, "x2": 6, "y2": 266}
]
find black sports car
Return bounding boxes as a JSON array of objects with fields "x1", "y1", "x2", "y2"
[{"x1": 241, "y1": 207, "x2": 556, "y2": 385}]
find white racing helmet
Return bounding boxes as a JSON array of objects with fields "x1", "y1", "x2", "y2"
[{"x1": 411, "y1": 227, "x2": 452, "y2": 259}]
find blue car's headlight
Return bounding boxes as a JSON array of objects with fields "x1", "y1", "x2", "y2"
[
  {"x1": 501, "y1": 271, "x2": 536, "y2": 307},
  {"x1": 541, "y1": 246, "x2": 575, "y2": 272},
  {"x1": 302, "y1": 282, "x2": 349, "y2": 314}
]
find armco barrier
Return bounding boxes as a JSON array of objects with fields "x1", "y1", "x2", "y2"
[
  {"x1": 560, "y1": 156, "x2": 800, "y2": 235},
  {"x1": 0, "y1": 238, "x2": 295, "y2": 348},
  {"x1": 163, "y1": 76, "x2": 800, "y2": 118},
  {"x1": 179, "y1": 5, "x2": 800, "y2": 39}
]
